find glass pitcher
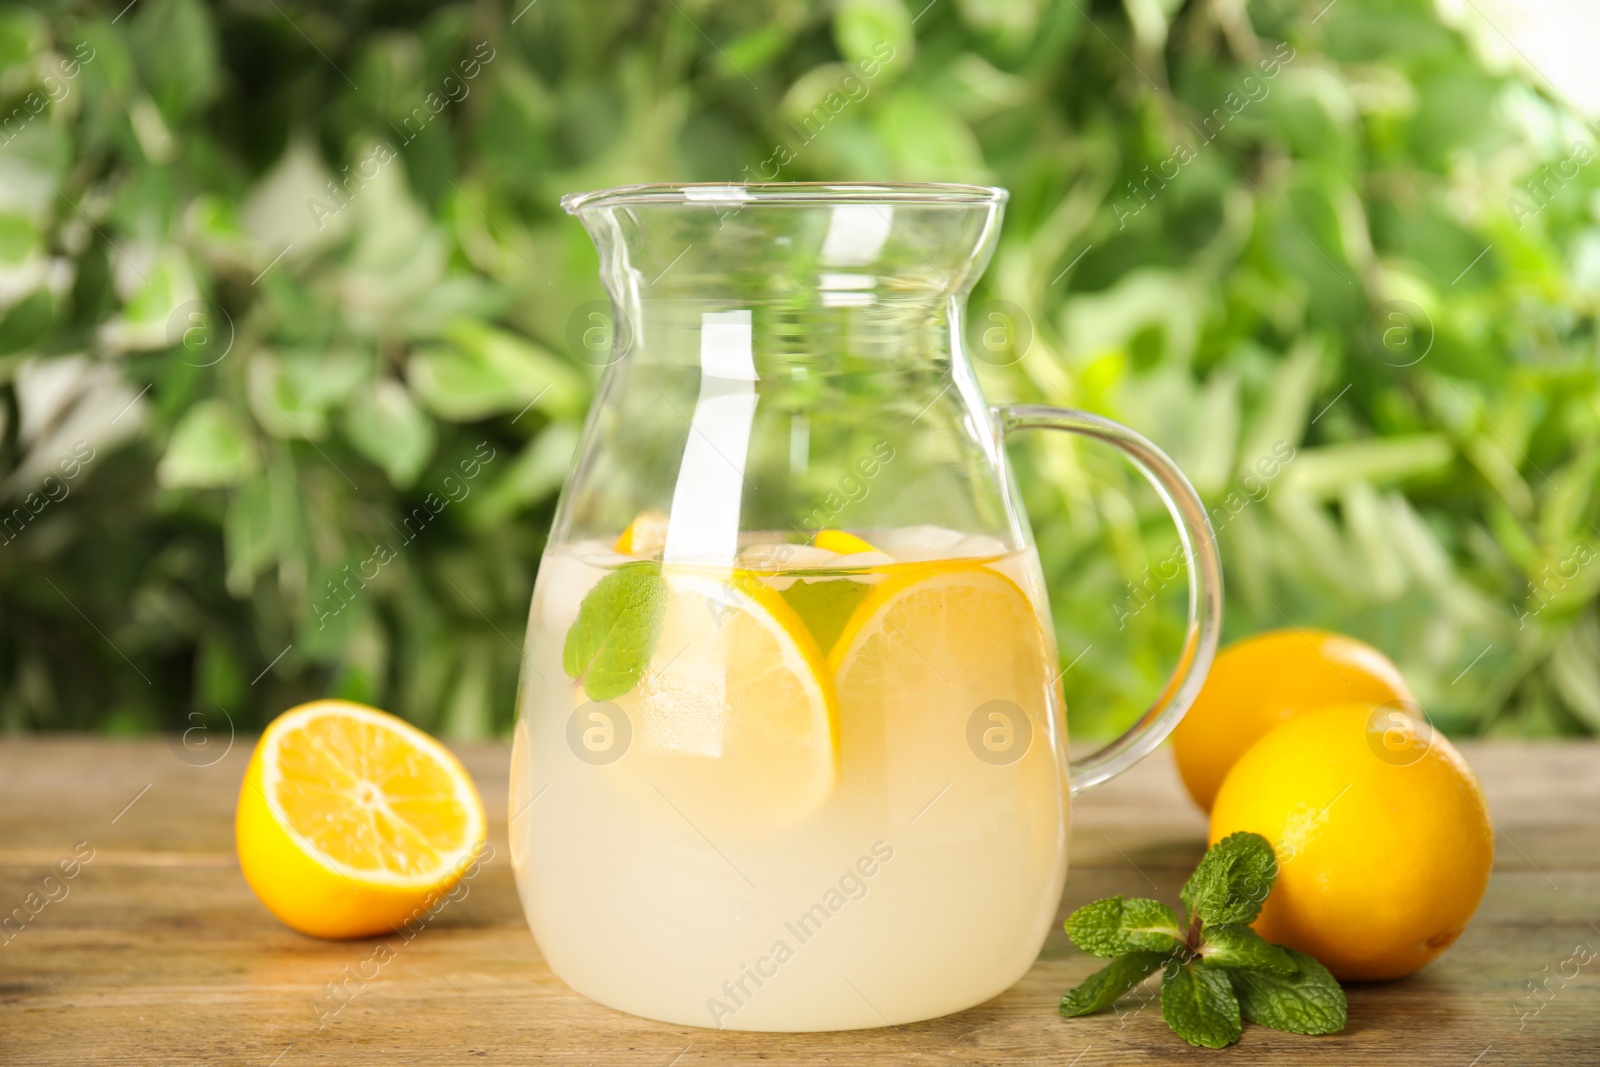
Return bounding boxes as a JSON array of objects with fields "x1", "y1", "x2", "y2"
[{"x1": 509, "y1": 183, "x2": 1222, "y2": 1032}]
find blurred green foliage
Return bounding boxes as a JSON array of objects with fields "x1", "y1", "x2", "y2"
[{"x1": 1, "y1": 0, "x2": 1598, "y2": 740}]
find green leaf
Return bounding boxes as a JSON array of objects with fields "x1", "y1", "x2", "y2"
[
  {"x1": 249, "y1": 349, "x2": 370, "y2": 441},
  {"x1": 0, "y1": 290, "x2": 52, "y2": 355},
  {"x1": 407, "y1": 344, "x2": 512, "y2": 422},
  {"x1": 248, "y1": 352, "x2": 326, "y2": 440},
  {"x1": 1059, "y1": 950, "x2": 1170, "y2": 1017},
  {"x1": 409, "y1": 321, "x2": 586, "y2": 423},
  {"x1": 1064, "y1": 896, "x2": 1183, "y2": 957},
  {"x1": 1161, "y1": 959, "x2": 1243, "y2": 1049},
  {"x1": 719, "y1": 20, "x2": 796, "y2": 76},
  {"x1": 1230, "y1": 948, "x2": 1348, "y2": 1036},
  {"x1": 1181, "y1": 832, "x2": 1278, "y2": 926},
  {"x1": 1198, "y1": 923, "x2": 1298, "y2": 976},
  {"x1": 833, "y1": 0, "x2": 913, "y2": 72},
  {"x1": 99, "y1": 248, "x2": 200, "y2": 352},
  {"x1": 441, "y1": 641, "x2": 495, "y2": 741},
  {"x1": 780, "y1": 577, "x2": 871, "y2": 657},
  {"x1": 343, "y1": 380, "x2": 435, "y2": 488},
  {"x1": 224, "y1": 477, "x2": 275, "y2": 596},
  {"x1": 466, "y1": 422, "x2": 580, "y2": 527},
  {"x1": 781, "y1": 63, "x2": 867, "y2": 124},
  {"x1": 0, "y1": 212, "x2": 37, "y2": 263},
  {"x1": 875, "y1": 91, "x2": 985, "y2": 175},
  {"x1": 0, "y1": 9, "x2": 45, "y2": 69},
  {"x1": 1281, "y1": 435, "x2": 1456, "y2": 499},
  {"x1": 396, "y1": 277, "x2": 507, "y2": 339},
  {"x1": 157, "y1": 399, "x2": 258, "y2": 488},
  {"x1": 128, "y1": 0, "x2": 220, "y2": 119},
  {"x1": 1237, "y1": 337, "x2": 1320, "y2": 466},
  {"x1": 239, "y1": 138, "x2": 348, "y2": 253},
  {"x1": 195, "y1": 637, "x2": 245, "y2": 713},
  {"x1": 562, "y1": 562, "x2": 667, "y2": 701}
]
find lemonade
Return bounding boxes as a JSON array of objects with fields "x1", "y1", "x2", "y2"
[{"x1": 510, "y1": 526, "x2": 1071, "y2": 1030}]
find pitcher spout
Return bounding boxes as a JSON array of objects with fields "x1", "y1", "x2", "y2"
[{"x1": 562, "y1": 182, "x2": 1008, "y2": 317}]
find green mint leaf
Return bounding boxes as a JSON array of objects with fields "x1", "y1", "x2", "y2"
[
  {"x1": 1064, "y1": 896, "x2": 1184, "y2": 957},
  {"x1": 1198, "y1": 923, "x2": 1298, "y2": 976},
  {"x1": 561, "y1": 561, "x2": 667, "y2": 700},
  {"x1": 1060, "y1": 950, "x2": 1171, "y2": 1017},
  {"x1": 779, "y1": 577, "x2": 870, "y2": 656},
  {"x1": 1180, "y1": 831, "x2": 1278, "y2": 926},
  {"x1": 1161, "y1": 958, "x2": 1243, "y2": 1049},
  {"x1": 1229, "y1": 947, "x2": 1348, "y2": 1036}
]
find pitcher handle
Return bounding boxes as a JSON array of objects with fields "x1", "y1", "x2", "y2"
[{"x1": 994, "y1": 405, "x2": 1223, "y2": 795}]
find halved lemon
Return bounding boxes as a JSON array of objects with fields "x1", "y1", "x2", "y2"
[
  {"x1": 616, "y1": 567, "x2": 838, "y2": 835},
  {"x1": 236, "y1": 700, "x2": 487, "y2": 939},
  {"x1": 829, "y1": 561, "x2": 1058, "y2": 814}
]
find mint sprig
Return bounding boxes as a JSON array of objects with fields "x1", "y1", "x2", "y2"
[
  {"x1": 1059, "y1": 831, "x2": 1347, "y2": 1049},
  {"x1": 562, "y1": 561, "x2": 666, "y2": 700}
]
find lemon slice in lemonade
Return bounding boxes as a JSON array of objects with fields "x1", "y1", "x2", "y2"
[
  {"x1": 236, "y1": 700, "x2": 487, "y2": 939},
  {"x1": 623, "y1": 567, "x2": 838, "y2": 835},
  {"x1": 829, "y1": 561, "x2": 1058, "y2": 812},
  {"x1": 614, "y1": 509, "x2": 670, "y2": 557},
  {"x1": 830, "y1": 560, "x2": 1051, "y2": 679},
  {"x1": 812, "y1": 528, "x2": 880, "y2": 555}
]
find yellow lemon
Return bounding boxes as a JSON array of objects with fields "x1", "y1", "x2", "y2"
[
  {"x1": 614, "y1": 509, "x2": 669, "y2": 557},
  {"x1": 813, "y1": 528, "x2": 880, "y2": 555},
  {"x1": 1209, "y1": 703, "x2": 1493, "y2": 981},
  {"x1": 1172, "y1": 628, "x2": 1413, "y2": 811},
  {"x1": 236, "y1": 700, "x2": 487, "y2": 939}
]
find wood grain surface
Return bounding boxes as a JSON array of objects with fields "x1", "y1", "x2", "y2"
[{"x1": 1, "y1": 737, "x2": 1596, "y2": 1065}]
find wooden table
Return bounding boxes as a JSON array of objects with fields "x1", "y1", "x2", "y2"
[{"x1": 1, "y1": 738, "x2": 1595, "y2": 1065}]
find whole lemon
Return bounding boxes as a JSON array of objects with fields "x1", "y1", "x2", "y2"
[
  {"x1": 1172, "y1": 628, "x2": 1413, "y2": 811},
  {"x1": 1208, "y1": 703, "x2": 1493, "y2": 981}
]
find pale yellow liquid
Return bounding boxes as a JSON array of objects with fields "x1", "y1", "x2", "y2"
[{"x1": 510, "y1": 530, "x2": 1070, "y2": 1031}]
